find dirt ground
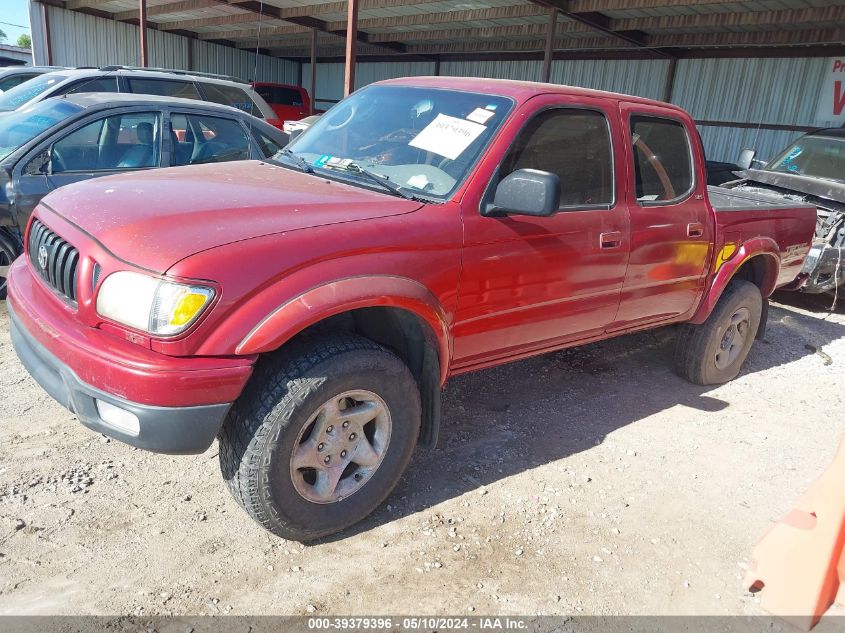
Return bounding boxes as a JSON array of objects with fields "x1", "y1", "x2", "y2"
[{"x1": 0, "y1": 292, "x2": 843, "y2": 621}]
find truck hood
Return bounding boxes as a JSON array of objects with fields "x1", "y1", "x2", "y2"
[
  {"x1": 745, "y1": 169, "x2": 845, "y2": 206},
  {"x1": 41, "y1": 161, "x2": 424, "y2": 272}
]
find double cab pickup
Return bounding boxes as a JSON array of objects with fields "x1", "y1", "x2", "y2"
[{"x1": 7, "y1": 77, "x2": 817, "y2": 541}]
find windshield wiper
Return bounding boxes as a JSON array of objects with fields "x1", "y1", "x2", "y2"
[
  {"x1": 276, "y1": 148, "x2": 313, "y2": 173},
  {"x1": 339, "y1": 163, "x2": 421, "y2": 201}
]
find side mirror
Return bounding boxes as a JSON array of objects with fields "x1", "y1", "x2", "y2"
[
  {"x1": 484, "y1": 169, "x2": 561, "y2": 217},
  {"x1": 737, "y1": 148, "x2": 756, "y2": 171}
]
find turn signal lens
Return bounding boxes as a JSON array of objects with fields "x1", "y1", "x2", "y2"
[{"x1": 170, "y1": 292, "x2": 211, "y2": 326}]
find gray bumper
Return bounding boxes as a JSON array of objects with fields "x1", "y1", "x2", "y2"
[
  {"x1": 8, "y1": 303, "x2": 231, "y2": 455},
  {"x1": 801, "y1": 242, "x2": 845, "y2": 294}
]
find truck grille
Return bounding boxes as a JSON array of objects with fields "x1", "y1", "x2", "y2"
[{"x1": 28, "y1": 219, "x2": 80, "y2": 303}]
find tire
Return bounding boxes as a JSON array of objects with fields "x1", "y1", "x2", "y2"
[
  {"x1": 219, "y1": 333, "x2": 421, "y2": 541},
  {"x1": 0, "y1": 231, "x2": 20, "y2": 301},
  {"x1": 674, "y1": 279, "x2": 763, "y2": 385}
]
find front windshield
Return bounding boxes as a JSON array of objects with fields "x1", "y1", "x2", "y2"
[
  {"x1": 0, "y1": 73, "x2": 68, "y2": 112},
  {"x1": 0, "y1": 99, "x2": 82, "y2": 162},
  {"x1": 766, "y1": 134, "x2": 845, "y2": 184},
  {"x1": 283, "y1": 85, "x2": 513, "y2": 199}
]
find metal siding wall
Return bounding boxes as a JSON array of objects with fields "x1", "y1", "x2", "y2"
[
  {"x1": 439, "y1": 59, "x2": 668, "y2": 99},
  {"x1": 672, "y1": 57, "x2": 834, "y2": 162},
  {"x1": 302, "y1": 61, "x2": 435, "y2": 109},
  {"x1": 697, "y1": 126, "x2": 802, "y2": 166},
  {"x1": 441, "y1": 59, "x2": 543, "y2": 82},
  {"x1": 45, "y1": 7, "x2": 296, "y2": 83},
  {"x1": 550, "y1": 59, "x2": 668, "y2": 100},
  {"x1": 307, "y1": 59, "x2": 665, "y2": 109},
  {"x1": 47, "y1": 6, "x2": 139, "y2": 67}
]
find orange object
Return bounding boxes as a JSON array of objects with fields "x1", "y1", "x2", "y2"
[{"x1": 745, "y1": 434, "x2": 845, "y2": 630}]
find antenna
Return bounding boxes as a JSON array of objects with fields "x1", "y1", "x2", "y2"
[{"x1": 252, "y1": 0, "x2": 265, "y2": 85}]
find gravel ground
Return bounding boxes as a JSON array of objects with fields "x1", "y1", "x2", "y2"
[{"x1": 0, "y1": 292, "x2": 843, "y2": 621}]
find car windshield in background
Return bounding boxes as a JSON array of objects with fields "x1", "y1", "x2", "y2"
[
  {"x1": 766, "y1": 135, "x2": 845, "y2": 184},
  {"x1": 0, "y1": 74, "x2": 69, "y2": 112},
  {"x1": 284, "y1": 85, "x2": 513, "y2": 199},
  {"x1": 0, "y1": 99, "x2": 82, "y2": 162}
]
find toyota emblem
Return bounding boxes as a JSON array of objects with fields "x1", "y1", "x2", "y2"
[{"x1": 38, "y1": 245, "x2": 48, "y2": 270}]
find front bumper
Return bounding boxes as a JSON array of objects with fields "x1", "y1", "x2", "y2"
[
  {"x1": 800, "y1": 242, "x2": 845, "y2": 294},
  {"x1": 7, "y1": 258, "x2": 254, "y2": 454}
]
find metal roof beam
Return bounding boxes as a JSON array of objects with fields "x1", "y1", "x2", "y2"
[
  {"x1": 324, "y1": 3, "x2": 548, "y2": 31},
  {"x1": 527, "y1": 0, "x2": 664, "y2": 54},
  {"x1": 114, "y1": 0, "x2": 224, "y2": 21},
  {"x1": 649, "y1": 27, "x2": 845, "y2": 48},
  {"x1": 365, "y1": 22, "x2": 568, "y2": 43},
  {"x1": 115, "y1": 0, "x2": 439, "y2": 22},
  {"x1": 198, "y1": 25, "x2": 311, "y2": 40},
  {"x1": 569, "y1": 0, "x2": 739, "y2": 10},
  {"x1": 159, "y1": 12, "x2": 262, "y2": 30},
  {"x1": 612, "y1": 5, "x2": 845, "y2": 31}
]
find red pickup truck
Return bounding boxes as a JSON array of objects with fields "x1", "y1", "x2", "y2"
[{"x1": 7, "y1": 77, "x2": 816, "y2": 541}]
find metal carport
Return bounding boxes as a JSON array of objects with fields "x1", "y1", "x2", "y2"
[{"x1": 25, "y1": 0, "x2": 845, "y2": 162}]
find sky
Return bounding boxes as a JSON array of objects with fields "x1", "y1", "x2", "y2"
[{"x1": 1, "y1": 0, "x2": 32, "y2": 46}]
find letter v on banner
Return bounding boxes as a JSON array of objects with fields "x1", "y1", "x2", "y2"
[{"x1": 817, "y1": 58, "x2": 845, "y2": 123}]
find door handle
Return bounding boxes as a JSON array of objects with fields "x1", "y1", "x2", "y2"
[
  {"x1": 600, "y1": 231, "x2": 623, "y2": 249},
  {"x1": 687, "y1": 222, "x2": 705, "y2": 238}
]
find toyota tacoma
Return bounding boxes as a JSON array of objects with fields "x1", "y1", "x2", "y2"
[{"x1": 7, "y1": 77, "x2": 817, "y2": 541}]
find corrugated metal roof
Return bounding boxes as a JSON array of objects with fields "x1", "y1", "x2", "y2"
[{"x1": 45, "y1": 0, "x2": 845, "y2": 57}]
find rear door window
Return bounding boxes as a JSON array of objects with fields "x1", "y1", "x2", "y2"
[
  {"x1": 56, "y1": 76, "x2": 120, "y2": 96},
  {"x1": 256, "y1": 86, "x2": 303, "y2": 106},
  {"x1": 201, "y1": 82, "x2": 261, "y2": 117},
  {"x1": 0, "y1": 73, "x2": 39, "y2": 91},
  {"x1": 170, "y1": 113, "x2": 251, "y2": 165},
  {"x1": 127, "y1": 78, "x2": 202, "y2": 100},
  {"x1": 630, "y1": 115, "x2": 693, "y2": 203}
]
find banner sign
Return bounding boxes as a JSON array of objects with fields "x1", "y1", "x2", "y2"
[{"x1": 817, "y1": 57, "x2": 845, "y2": 123}]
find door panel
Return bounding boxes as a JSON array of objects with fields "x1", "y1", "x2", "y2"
[
  {"x1": 610, "y1": 105, "x2": 713, "y2": 330},
  {"x1": 12, "y1": 111, "x2": 164, "y2": 228},
  {"x1": 452, "y1": 95, "x2": 630, "y2": 368}
]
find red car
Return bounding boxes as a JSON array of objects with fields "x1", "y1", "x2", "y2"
[
  {"x1": 8, "y1": 77, "x2": 817, "y2": 541},
  {"x1": 251, "y1": 82, "x2": 314, "y2": 124}
]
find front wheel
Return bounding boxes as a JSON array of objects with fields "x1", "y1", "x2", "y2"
[
  {"x1": 218, "y1": 334, "x2": 420, "y2": 541},
  {"x1": 674, "y1": 279, "x2": 763, "y2": 385}
]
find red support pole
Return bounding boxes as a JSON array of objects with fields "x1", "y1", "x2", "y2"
[
  {"x1": 542, "y1": 7, "x2": 556, "y2": 84},
  {"x1": 139, "y1": 0, "x2": 148, "y2": 68},
  {"x1": 310, "y1": 28, "x2": 318, "y2": 114},
  {"x1": 344, "y1": 0, "x2": 358, "y2": 97}
]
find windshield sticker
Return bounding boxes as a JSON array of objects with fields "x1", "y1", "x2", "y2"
[
  {"x1": 407, "y1": 174, "x2": 430, "y2": 190},
  {"x1": 485, "y1": 104, "x2": 498, "y2": 111},
  {"x1": 326, "y1": 157, "x2": 354, "y2": 169},
  {"x1": 409, "y1": 114, "x2": 486, "y2": 160},
  {"x1": 314, "y1": 154, "x2": 332, "y2": 167},
  {"x1": 466, "y1": 107, "x2": 495, "y2": 125},
  {"x1": 782, "y1": 146, "x2": 803, "y2": 173}
]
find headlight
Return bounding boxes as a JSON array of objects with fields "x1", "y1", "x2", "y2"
[{"x1": 96, "y1": 271, "x2": 214, "y2": 336}]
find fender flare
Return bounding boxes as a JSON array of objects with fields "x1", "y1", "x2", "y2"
[
  {"x1": 235, "y1": 275, "x2": 451, "y2": 385},
  {"x1": 690, "y1": 237, "x2": 781, "y2": 325}
]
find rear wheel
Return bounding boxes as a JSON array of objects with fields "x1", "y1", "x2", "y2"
[
  {"x1": 219, "y1": 333, "x2": 420, "y2": 541},
  {"x1": 674, "y1": 279, "x2": 763, "y2": 385},
  {"x1": 0, "y1": 231, "x2": 20, "y2": 300}
]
